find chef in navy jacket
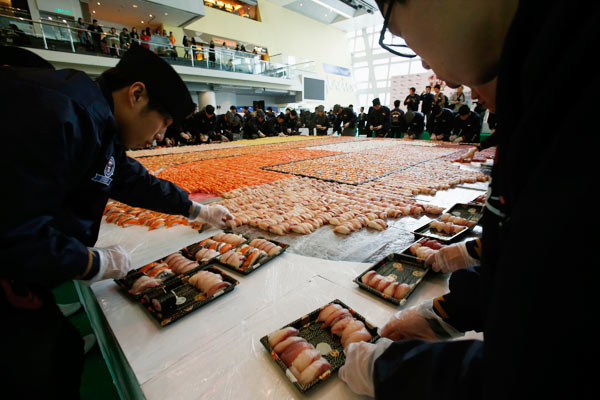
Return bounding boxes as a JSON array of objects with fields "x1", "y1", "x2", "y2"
[
  {"x1": 0, "y1": 45, "x2": 232, "y2": 397},
  {"x1": 338, "y1": 1, "x2": 596, "y2": 400}
]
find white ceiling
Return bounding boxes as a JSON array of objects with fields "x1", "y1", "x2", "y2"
[{"x1": 83, "y1": 0, "x2": 202, "y2": 28}]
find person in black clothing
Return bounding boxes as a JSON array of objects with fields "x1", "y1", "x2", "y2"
[
  {"x1": 265, "y1": 106, "x2": 276, "y2": 120},
  {"x1": 87, "y1": 19, "x2": 103, "y2": 52},
  {"x1": 313, "y1": 106, "x2": 329, "y2": 136},
  {"x1": 450, "y1": 105, "x2": 481, "y2": 143},
  {"x1": 390, "y1": 99, "x2": 406, "y2": 138},
  {"x1": 0, "y1": 45, "x2": 233, "y2": 398},
  {"x1": 357, "y1": 106, "x2": 368, "y2": 136},
  {"x1": 196, "y1": 105, "x2": 225, "y2": 143},
  {"x1": 218, "y1": 105, "x2": 242, "y2": 141},
  {"x1": 403, "y1": 87, "x2": 420, "y2": 111},
  {"x1": 404, "y1": 110, "x2": 425, "y2": 139},
  {"x1": 264, "y1": 113, "x2": 287, "y2": 137},
  {"x1": 367, "y1": 98, "x2": 391, "y2": 137},
  {"x1": 284, "y1": 109, "x2": 301, "y2": 135},
  {"x1": 336, "y1": 105, "x2": 357, "y2": 136},
  {"x1": 243, "y1": 110, "x2": 267, "y2": 139},
  {"x1": 340, "y1": 2, "x2": 598, "y2": 400},
  {"x1": 208, "y1": 40, "x2": 216, "y2": 68},
  {"x1": 420, "y1": 85, "x2": 435, "y2": 126},
  {"x1": 428, "y1": 104, "x2": 455, "y2": 141}
]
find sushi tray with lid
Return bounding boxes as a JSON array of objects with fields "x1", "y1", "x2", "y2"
[
  {"x1": 260, "y1": 299, "x2": 379, "y2": 393},
  {"x1": 354, "y1": 253, "x2": 428, "y2": 306},
  {"x1": 114, "y1": 231, "x2": 249, "y2": 300},
  {"x1": 216, "y1": 236, "x2": 289, "y2": 275},
  {"x1": 399, "y1": 237, "x2": 448, "y2": 266},
  {"x1": 412, "y1": 203, "x2": 481, "y2": 242}
]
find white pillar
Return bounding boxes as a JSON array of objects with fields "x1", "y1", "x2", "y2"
[{"x1": 198, "y1": 91, "x2": 216, "y2": 109}]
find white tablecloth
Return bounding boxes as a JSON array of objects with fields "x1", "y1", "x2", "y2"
[{"x1": 91, "y1": 220, "x2": 482, "y2": 399}]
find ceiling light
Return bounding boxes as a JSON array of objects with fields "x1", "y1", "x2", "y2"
[
  {"x1": 97, "y1": 2, "x2": 101, "y2": 5},
  {"x1": 164, "y1": 12, "x2": 168, "y2": 15},
  {"x1": 141, "y1": 20, "x2": 144, "y2": 23},
  {"x1": 47, "y1": 16, "x2": 52, "y2": 20},
  {"x1": 133, "y1": 4, "x2": 138, "y2": 8},
  {"x1": 92, "y1": 10, "x2": 95, "y2": 13},
  {"x1": 311, "y1": 0, "x2": 353, "y2": 19}
]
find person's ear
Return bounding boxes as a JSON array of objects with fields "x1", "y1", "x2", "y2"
[{"x1": 128, "y1": 82, "x2": 147, "y2": 108}]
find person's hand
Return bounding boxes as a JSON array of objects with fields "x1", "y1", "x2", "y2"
[
  {"x1": 460, "y1": 147, "x2": 477, "y2": 161},
  {"x1": 369, "y1": 125, "x2": 374, "y2": 131},
  {"x1": 258, "y1": 131, "x2": 266, "y2": 138},
  {"x1": 81, "y1": 245, "x2": 133, "y2": 285},
  {"x1": 380, "y1": 304, "x2": 438, "y2": 341},
  {"x1": 425, "y1": 242, "x2": 477, "y2": 273},
  {"x1": 344, "y1": 122, "x2": 349, "y2": 128},
  {"x1": 190, "y1": 202, "x2": 233, "y2": 227},
  {"x1": 338, "y1": 338, "x2": 393, "y2": 397},
  {"x1": 380, "y1": 300, "x2": 464, "y2": 341},
  {"x1": 377, "y1": 125, "x2": 383, "y2": 130}
]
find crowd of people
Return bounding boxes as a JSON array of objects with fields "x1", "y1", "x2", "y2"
[
  {"x1": 72, "y1": 18, "x2": 258, "y2": 62},
  {"x1": 155, "y1": 88, "x2": 494, "y2": 149},
  {"x1": 159, "y1": 105, "x2": 307, "y2": 147}
]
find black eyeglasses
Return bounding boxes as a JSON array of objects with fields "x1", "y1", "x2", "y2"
[{"x1": 378, "y1": 1, "x2": 417, "y2": 58}]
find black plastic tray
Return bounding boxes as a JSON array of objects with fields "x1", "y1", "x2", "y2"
[
  {"x1": 216, "y1": 237, "x2": 289, "y2": 275},
  {"x1": 412, "y1": 203, "x2": 482, "y2": 242},
  {"x1": 140, "y1": 265, "x2": 239, "y2": 327},
  {"x1": 259, "y1": 299, "x2": 379, "y2": 393},
  {"x1": 399, "y1": 237, "x2": 448, "y2": 266},
  {"x1": 354, "y1": 253, "x2": 428, "y2": 306}
]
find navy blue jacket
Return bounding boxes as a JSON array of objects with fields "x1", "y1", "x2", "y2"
[
  {"x1": 0, "y1": 67, "x2": 191, "y2": 288},
  {"x1": 373, "y1": 1, "x2": 596, "y2": 399}
]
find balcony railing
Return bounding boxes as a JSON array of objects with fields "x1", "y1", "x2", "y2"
[{"x1": 0, "y1": 14, "x2": 314, "y2": 80}]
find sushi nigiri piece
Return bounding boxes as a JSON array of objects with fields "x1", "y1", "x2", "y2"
[
  {"x1": 317, "y1": 304, "x2": 342, "y2": 322},
  {"x1": 367, "y1": 274, "x2": 383, "y2": 289},
  {"x1": 330, "y1": 316, "x2": 354, "y2": 336},
  {"x1": 206, "y1": 281, "x2": 231, "y2": 298},
  {"x1": 333, "y1": 224, "x2": 352, "y2": 235},
  {"x1": 297, "y1": 358, "x2": 331, "y2": 385},
  {"x1": 367, "y1": 219, "x2": 387, "y2": 231},
  {"x1": 280, "y1": 340, "x2": 313, "y2": 367},
  {"x1": 130, "y1": 276, "x2": 162, "y2": 295},
  {"x1": 361, "y1": 271, "x2": 377, "y2": 285},
  {"x1": 322, "y1": 308, "x2": 351, "y2": 329},
  {"x1": 179, "y1": 262, "x2": 200, "y2": 274},
  {"x1": 383, "y1": 281, "x2": 399, "y2": 297},
  {"x1": 393, "y1": 283, "x2": 412, "y2": 300},
  {"x1": 268, "y1": 327, "x2": 300, "y2": 348},
  {"x1": 375, "y1": 276, "x2": 395, "y2": 292},
  {"x1": 342, "y1": 327, "x2": 372, "y2": 349},
  {"x1": 273, "y1": 336, "x2": 305, "y2": 355},
  {"x1": 291, "y1": 348, "x2": 322, "y2": 374},
  {"x1": 340, "y1": 319, "x2": 365, "y2": 346}
]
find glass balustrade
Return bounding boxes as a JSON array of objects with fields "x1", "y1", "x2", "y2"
[{"x1": 0, "y1": 14, "x2": 313, "y2": 80}]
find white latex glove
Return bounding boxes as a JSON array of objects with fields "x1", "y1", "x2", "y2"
[
  {"x1": 81, "y1": 245, "x2": 132, "y2": 285},
  {"x1": 460, "y1": 147, "x2": 478, "y2": 161},
  {"x1": 425, "y1": 242, "x2": 478, "y2": 273},
  {"x1": 189, "y1": 202, "x2": 233, "y2": 227},
  {"x1": 338, "y1": 338, "x2": 393, "y2": 398},
  {"x1": 380, "y1": 299, "x2": 463, "y2": 342}
]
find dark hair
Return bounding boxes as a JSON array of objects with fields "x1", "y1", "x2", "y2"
[
  {"x1": 432, "y1": 104, "x2": 442, "y2": 115},
  {"x1": 426, "y1": 85, "x2": 431, "y2": 89},
  {"x1": 458, "y1": 104, "x2": 470, "y2": 116},
  {"x1": 394, "y1": 99, "x2": 400, "y2": 107},
  {"x1": 409, "y1": 87, "x2": 415, "y2": 92},
  {"x1": 205, "y1": 105, "x2": 215, "y2": 115},
  {"x1": 99, "y1": 67, "x2": 170, "y2": 117},
  {"x1": 230, "y1": 105, "x2": 237, "y2": 110},
  {"x1": 434, "y1": 84, "x2": 441, "y2": 89}
]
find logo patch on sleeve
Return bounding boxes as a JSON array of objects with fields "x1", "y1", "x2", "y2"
[{"x1": 92, "y1": 156, "x2": 115, "y2": 186}]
